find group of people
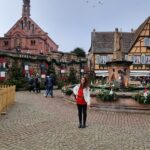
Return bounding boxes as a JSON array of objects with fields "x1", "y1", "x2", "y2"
[
  {"x1": 28, "y1": 74, "x2": 54, "y2": 97},
  {"x1": 28, "y1": 74, "x2": 41, "y2": 93}
]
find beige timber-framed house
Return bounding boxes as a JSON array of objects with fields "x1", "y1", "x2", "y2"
[{"x1": 88, "y1": 17, "x2": 150, "y2": 79}]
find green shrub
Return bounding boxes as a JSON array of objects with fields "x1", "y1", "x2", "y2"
[
  {"x1": 39, "y1": 81, "x2": 46, "y2": 90},
  {"x1": 111, "y1": 81, "x2": 120, "y2": 91},
  {"x1": 61, "y1": 86, "x2": 73, "y2": 95},
  {"x1": 96, "y1": 89, "x2": 118, "y2": 102},
  {"x1": 133, "y1": 93, "x2": 150, "y2": 104},
  {"x1": 147, "y1": 84, "x2": 150, "y2": 90},
  {"x1": 61, "y1": 86, "x2": 67, "y2": 93},
  {"x1": 57, "y1": 80, "x2": 65, "y2": 89},
  {"x1": 65, "y1": 88, "x2": 73, "y2": 96},
  {"x1": 3, "y1": 78, "x2": 28, "y2": 91}
]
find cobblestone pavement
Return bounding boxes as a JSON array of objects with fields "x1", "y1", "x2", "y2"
[{"x1": 0, "y1": 90, "x2": 150, "y2": 150}]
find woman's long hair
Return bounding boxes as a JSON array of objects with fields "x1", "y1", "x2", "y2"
[{"x1": 80, "y1": 76, "x2": 89, "y2": 89}]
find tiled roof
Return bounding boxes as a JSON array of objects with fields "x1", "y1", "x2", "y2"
[
  {"x1": 90, "y1": 17, "x2": 150, "y2": 54},
  {"x1": 92, "y1": 32, "x2": 114, "y2": 53},
  {"x1": 91, "y1": 31, "x2": 134, "y2": 54},
  {"x1": 121, "y1": 32, "x2": 134, "y2": 53}
]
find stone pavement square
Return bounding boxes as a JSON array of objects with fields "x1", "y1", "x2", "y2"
[{"x1": 0, "y1": 90, "x2": 150, "y2": 150}]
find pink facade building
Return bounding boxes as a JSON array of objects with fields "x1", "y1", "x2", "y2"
[{"x1": 0, "y1": 0, "x2": 58, "y2": 55}]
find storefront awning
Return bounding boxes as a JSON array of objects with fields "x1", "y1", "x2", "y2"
[
  {"x1": 94, "y1": 70, "x2": 150, "y2": 77},
  {"x1": 130, "y1": 70, "x2": 150, "y2": 76},
  {"x1": 94, "y1": 70, "x2": 108, "y2": 76}
]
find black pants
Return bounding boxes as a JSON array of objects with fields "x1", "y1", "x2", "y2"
[
  {"x1": 77, "y1": 104, "x2": 87, "y2": 125},
  {"x1": 45, "y1": 86, "x2": 53, "y2": 97},
  {"x1": 35, "y1": 84, "x2": 40, "y2": 93},
  {"x1": 29, "y1": 85, "x2": 35, "y2": 93}
]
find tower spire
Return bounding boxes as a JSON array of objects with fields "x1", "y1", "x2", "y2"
[{"x1": 22, "y1": 0, "x2": 30, "y2": 17}]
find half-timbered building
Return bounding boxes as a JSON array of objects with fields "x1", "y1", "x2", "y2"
[{"x1": 88, "y1": 17, "x2": 150, "y2": 79}]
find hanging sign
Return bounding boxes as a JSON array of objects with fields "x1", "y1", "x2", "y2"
[
  {"x1": 0, "y1": 71, "x2": 5, "y2": 77},
  {"x1": 25, "y1": 65, "x2": 29, "y2": 71}
]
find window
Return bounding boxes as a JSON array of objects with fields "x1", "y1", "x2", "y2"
[
  {"x1": 50, "y1": 47, "x2": 53, "y2": 51},
  {"x1": 125, "y1": 55, "x2": 128, "y2": 61},
  {"x1": 95, "y1": 55, "x2": 108, "y2": 64},
  {"x1": 31, "y1": 24, "x2": 34, "y2": 33},
  {"x1": 132, "y1": 56, "x2": 141, "y2": 64},
  {"x1": 141, "y1": 55, "x2": 145, "y2": 64},
  {"x1": 144, "y1": 37, "x2": 150, "y2": 47},
  {"x1": 107, "y1": 55, "x2": 111, "y2": 62},
  {"x1": 95, "y1": 56, "x2": 99, "y2": 64},
  {"x1": 31, "y1": 40, "x2": 36, "y2": 46},
  {"x1": 24, "y1": 17, "x2": 27, "y2": 27},
  {"x1": 15, "y1": 38, "x2": 21, "y2": 48},
  {"x1": 20, "y1": 21, "x2": 24, "y2": 29},
  {"x1": 145, "y1": 55, "x2": 150, "y2": 64},
  {"x1": 3, "y1": 41, "x2": 8, "y2": 46},
  {"x1": 28, "y1": 21, "x2": 31, "y2": 30}
]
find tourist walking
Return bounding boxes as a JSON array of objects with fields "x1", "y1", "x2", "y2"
[
  {"x1": 44, "y1": 74, "x2": 54, "y2": 98},
  {"x1": 34, "y1": 74, "x2": 41, "y2": 93},
  {"x1": 28, "y1": 75, "x2": 34, "y2": 93},
  {"x1": 73, "y1": 76, "x2": 91, "y2": 128}
]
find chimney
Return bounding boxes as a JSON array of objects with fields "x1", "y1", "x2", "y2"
[
  {"x1": 92, "y1": 28, "x2": 96, "y2": 38},
  {"x1": 115, "y1": 28, "x2": 119, "y2": 32},
  {"x1": 131, "y1": 28, "x2": 134, "y2": 32},
  {"x1": 114, "y1": 28, "x2": 120, "y2": 52},
  {"x1": 91, "y1": 29, "x2": 96, "y2": 51},
  {"x1": 113, "y1": 28, "x2": 124, "y2": 60}
]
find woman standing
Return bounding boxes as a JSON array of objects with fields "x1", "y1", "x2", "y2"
[{"x1": 73, "y1": 77, "x2": 91, "y2": 128}]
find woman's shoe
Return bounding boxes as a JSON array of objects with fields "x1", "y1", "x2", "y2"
[
  {"x1": 78, "y1": 124, "x2": 82, "y2": 128},
  {"x1": 82, "y1": 124, "x2": 86, "y2": 128}
]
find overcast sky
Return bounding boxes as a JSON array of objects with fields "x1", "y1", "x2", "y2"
[{"x1": 0, "y1": 0, "x2": 150, "y2": 53}]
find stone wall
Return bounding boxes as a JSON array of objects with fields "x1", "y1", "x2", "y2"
[{"x1": 0, "y1": 50, "x2": 87, "y2": 80}]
